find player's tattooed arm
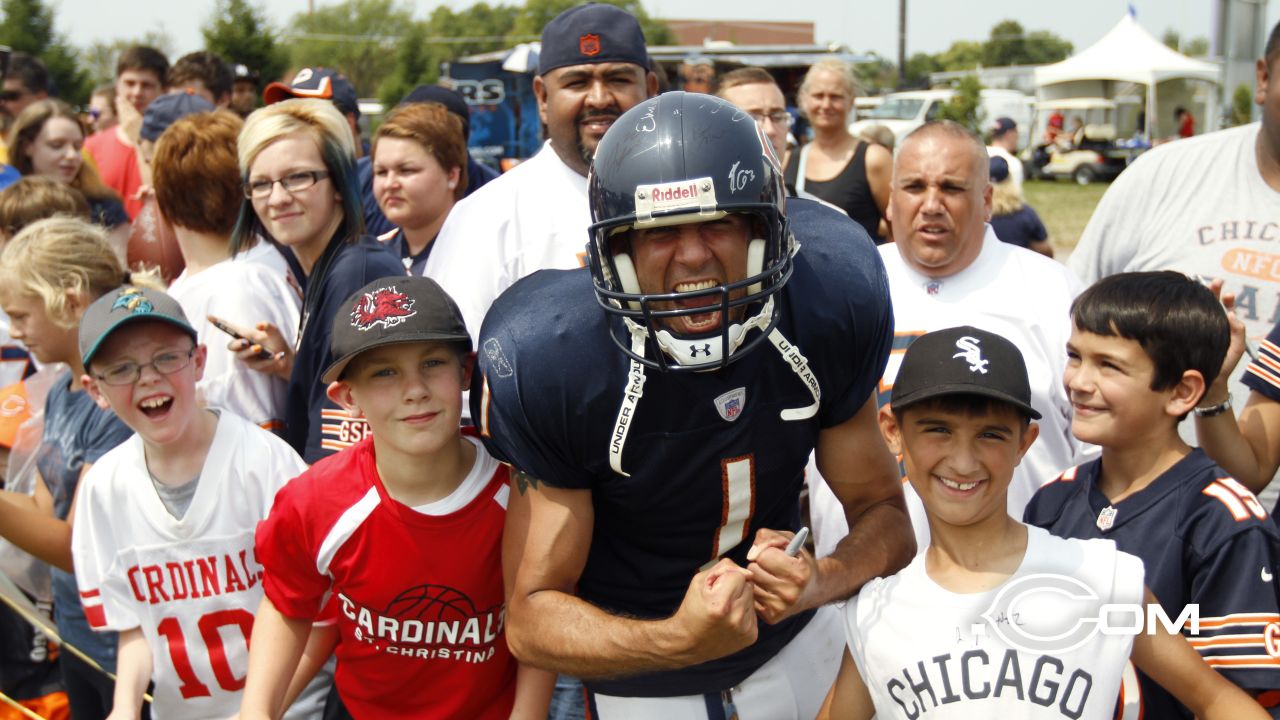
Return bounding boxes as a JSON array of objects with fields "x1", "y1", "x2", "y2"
[{"x1": 513, "y1": 469, "x2": 543, "y2": 495}]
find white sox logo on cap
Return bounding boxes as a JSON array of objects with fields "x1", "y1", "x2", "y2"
[{"x1": 953, "y1": 336, "x2": 989, "y2": 374}]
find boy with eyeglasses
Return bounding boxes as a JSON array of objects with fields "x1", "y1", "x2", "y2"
[{"x1": 69, "y1": 285, "x2": 315, "y2": 719}]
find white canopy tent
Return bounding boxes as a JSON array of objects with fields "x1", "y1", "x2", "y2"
[{"x1": 1034, "y1": 13, "x2": 1222, "y2": 137}]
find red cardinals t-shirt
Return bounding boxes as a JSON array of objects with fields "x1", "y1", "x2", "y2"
[{"x1": 256, "y1": 435, "x2": 516, "y2": 719}]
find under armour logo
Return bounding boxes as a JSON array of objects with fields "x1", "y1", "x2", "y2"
[
  {"x1": 953, "y1": 336, "x2": 989, "y2": 374},
  {"x1": 689, "y1": 343, "x2": 712, "y2": 357}
]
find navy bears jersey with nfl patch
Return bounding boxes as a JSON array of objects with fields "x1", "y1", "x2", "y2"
[
  {"x1": 1024, "y1": 449, "x2": 1280, "y2": 719},
  {"x1": 472, "y1": 197, "x2": 893, "y2": 696}
]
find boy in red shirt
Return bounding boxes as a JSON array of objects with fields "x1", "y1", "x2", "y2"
[{"x1": 241, "y1": 276, "x2": 550, "y2": 719}]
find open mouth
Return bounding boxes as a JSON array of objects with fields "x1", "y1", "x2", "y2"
[
  {"x1": 670, "y1": 280, "x2": 722, "y2": 332},
  {"x1": 937, "y1": 475, "x2": 983, "y2": 494},
  {"x1": 138, "y1": 394, "x2": 173, "y2": 419}
]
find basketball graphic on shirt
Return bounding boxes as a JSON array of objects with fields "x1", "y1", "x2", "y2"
[{"x1": 384, "y1": 584, "x2": 476, "y2": 623}]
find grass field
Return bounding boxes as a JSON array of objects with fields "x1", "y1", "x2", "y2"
[{"x1": 1022, "y1": 179, "x2": 1109, "y2": 260}]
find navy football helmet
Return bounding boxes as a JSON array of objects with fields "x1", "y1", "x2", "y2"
[{"x1": 586, "y1": 91, "x2": 794, "y2": 372}]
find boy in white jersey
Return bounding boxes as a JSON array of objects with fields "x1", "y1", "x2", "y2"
[
  {"x1": 819, "y1": 326, "x2": 1266, "y2": 720},
  {"x1": 69, "y1": 285, "x2": 313, "y2": 720}
]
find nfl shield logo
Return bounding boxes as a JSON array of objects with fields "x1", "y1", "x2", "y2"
[
  {"x1": 714, "y1": 388, "x2": 746, "y2": 422},
  {"x1": 1096, "y1": 506, "x2": 1117, "y2": 531},
  {"x1": 579, "y1": 33, "x2": 601, "y2": 57}
]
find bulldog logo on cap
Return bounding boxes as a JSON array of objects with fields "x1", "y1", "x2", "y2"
[
  {"x1": 350, "y1": 285, "x2": 416, "y2": 332},
  {"x1": 579, "y1": 33, "x2": 601, "y2": 57}
]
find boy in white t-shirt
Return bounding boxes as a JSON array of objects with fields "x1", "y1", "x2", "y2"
[
  {"x1": 69, "y1": 285, "x2": 313, "y2": 720},
  {"x1": 819, "y1": 326, "x2": 1267, "y2": 720}
]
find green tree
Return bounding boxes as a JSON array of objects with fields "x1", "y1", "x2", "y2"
[
  {"x1": 935, "y1": 40, "x2": 984, "y2": 71},
  {"x1": 509, "y1": 0, "x2": 672, "y2": 46},
  {"x1": 983, "y1": 19, "x2": 1027, "y2": 67},
  {"x1": 378, "y1": 20, "x2": 432, "y2": 106},
  {"x1": 1021, "y1": 31, "x2": 1072, "y2": 64},
  {"x1": 378, "y1": 2, "x2": 521, "y2": 106},
  {"x1": 203, "y1": 0, "x2": 289, "y2": 85},
  {"x1": 903, "y1": 52, "x2": 939, "y2": 87},
  {"x1": 1183, "y1": 37, "x2": 1209, "y2": 57},
  {"x1": 1160, "y1": 28, "x2": 1208, "y2": 56},
  {"x1": 82, "y1": 31, "x2": 176, "y2": 87},
  {"x1": 935, "y1": 74, "x2": 982, "y2": 130},
  {"x1": 1232, "y1": 83, "x2": 1255, "y2": 125},
  {"x1": 0, "y1": 0, "x2": 90, "y2": 103},
  {"x1": 285, "y1": 0, "x2": 415, "y2": 97},
  {"x1": 852, "y1": 52, "x2": 896, "y2": 94}
]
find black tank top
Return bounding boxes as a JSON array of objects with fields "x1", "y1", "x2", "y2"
[{"x1": 784, "y1": 140, "x2": 884, "y2": 244}]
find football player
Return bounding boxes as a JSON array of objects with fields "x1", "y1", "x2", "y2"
[{"x1": 475, "y1": 92, "x2": 914, "y2": 718}]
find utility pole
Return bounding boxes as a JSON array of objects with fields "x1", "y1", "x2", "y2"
[{"x1": 897, "y1": 0, "x2": 907, "y2": 88}]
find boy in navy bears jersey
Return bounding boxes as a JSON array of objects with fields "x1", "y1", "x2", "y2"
[
  {"x1": 1024, "y1": 271, "x2": 1280, "y2": 718},
  {"x1": 475, "y1": 91, "x2": 914, "y2": 718},
  {"x1": 821, "y1": 326, "x2": 1268, "y2": 720},
  {"x1": 242, "y1": 276, "x2": 552, "y2": 720}
]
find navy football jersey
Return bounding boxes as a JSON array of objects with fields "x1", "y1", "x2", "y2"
[
  {"x1": 1024, "y1": 450, "x2": 1280, "y2": 718},
  {"x1": 473, "y1": 199, "x2": 893, "y2": 697}
]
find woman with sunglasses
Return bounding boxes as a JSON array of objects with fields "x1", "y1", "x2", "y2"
[
  {"x1": 229, "y1": 98, "x2": 403, "y2": 464},
  {"x1": 8, "y1": 99, "x2": 130, "y2": 257}
]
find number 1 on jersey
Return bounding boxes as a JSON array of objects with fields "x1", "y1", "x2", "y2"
[{"x1": 712, "y1": 455, "x2": 756, "y2": 559}]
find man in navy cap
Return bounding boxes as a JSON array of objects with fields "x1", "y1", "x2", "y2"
[{"x1": 423, "y1": 3, "x2": 657, "y2": 349}]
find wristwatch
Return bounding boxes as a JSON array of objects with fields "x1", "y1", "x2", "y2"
[{"x1": 1194, "y1": 392, "x2": 1232, "y2": 418}]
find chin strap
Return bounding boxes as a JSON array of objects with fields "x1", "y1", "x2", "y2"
[
  {"x1": 766, "y1": 327, "x2": 821, "y2": 420},
  {"x1": 652, "y1": 296, "x2": 776, "y2": 369},
  {"x1": 607, "y1": 307, "x2": 821, "y2": 478},
  {"x1": 608, "y1": 322, "x2": 651, "y2": 477}
]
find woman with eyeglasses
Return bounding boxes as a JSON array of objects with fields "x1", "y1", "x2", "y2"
[
  {"x1": 786, "y1": 59, "x2": 892, "y2": 244},
  {"x1": 370, "y1": 102, "x2": 467, "y2": 275},
  {"x1": 229, "y1": 98, "x2": 403, "y2": 464},
  {"x1": 8, "y1": 99, "x2": 131, "y2": 258}
]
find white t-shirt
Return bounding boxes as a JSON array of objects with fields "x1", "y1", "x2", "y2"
[
  {"x1": 1070, "y1": 122, "x2": 1280, "y2": 506},
  {"x1": 168, "y1": 243, "x2": 301, "y2": 429},
  {"x1": 987, "y1": 144, "x2": 1024, "y2": 190},
  {"x1": 423, "y1": 140, "x2": 591, "y2": 346},
  {"x1": 808, "y1": 228, "x2": 1094, "y2": 555},
  {"x1": 71, "y1": 412, "x2": 309, "y2": 719},
  {"x1": 845, "y1": 525, "x2": 1144, "y2": 720}
]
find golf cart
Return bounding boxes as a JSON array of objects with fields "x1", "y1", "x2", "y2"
[{"x1": 1026, "y1": 98, "x2": 1148, "y2": 184}]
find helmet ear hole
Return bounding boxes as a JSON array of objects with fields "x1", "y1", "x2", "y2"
[
  {"x1": 746, "y1": 238, "x2": 766, "y2": 295},
  {"x1": 612, "y1": 252, "x2": 643, "y2": 310}
]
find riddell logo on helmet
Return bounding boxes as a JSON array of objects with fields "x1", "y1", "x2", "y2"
[
  {"x1": 652, "y1": 183, "x2": 697, "y2": 203},
  {"x1": 635, "y1": 177, "x2": 716, "y2": 223}
]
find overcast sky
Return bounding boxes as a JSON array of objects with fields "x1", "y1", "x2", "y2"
[{"x1": 50, "y1": 0, "x2": 1280, "y2": 65}]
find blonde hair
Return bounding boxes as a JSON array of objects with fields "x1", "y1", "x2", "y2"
[
  {"x1": 991, "y1": 178, "x2": 1025, "y2": 216},
  {"x1": 231, "y1": 98, "x2": 363, "y2": 253},
  {"x1": 0, "y1": 217, "x2": 162, "y2": 327},
  {"x1": 237, "y1": 98, "x2": 354, "y2": 175},
  {"x1": 799, "y1": 59, "x2": 858, "y2": 102}
]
